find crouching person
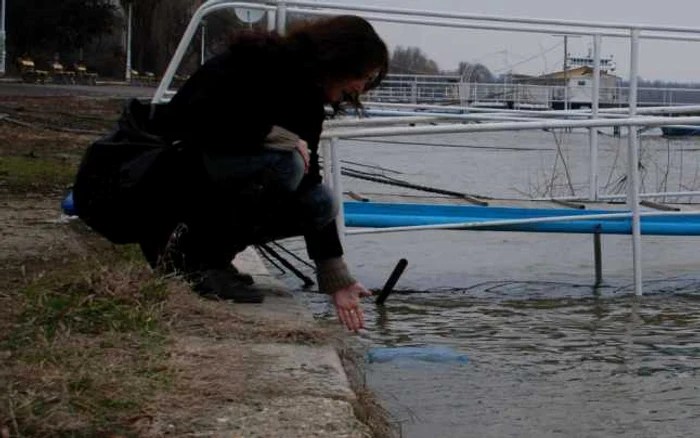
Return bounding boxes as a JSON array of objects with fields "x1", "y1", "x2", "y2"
[{"x1": 138, "y1": 15, "x2": 388, "y2": 332}]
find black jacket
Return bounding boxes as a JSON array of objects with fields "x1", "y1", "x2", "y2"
[{"x1": 163, "y1": 37, "x2": 343, "y2": 260}]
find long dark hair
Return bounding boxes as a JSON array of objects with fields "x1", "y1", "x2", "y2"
[
  {"x1": 286, "y1": 15, "x2": 388, "y2": 115},
  {"x1": 227, "y1": 15, "x2": 388, "y2": 114}
]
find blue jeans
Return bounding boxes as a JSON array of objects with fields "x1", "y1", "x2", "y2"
[
  {"x1": 140, "y1": 148, "x2": 341, "y2": 270},
  {"x1": 203, "y1": 149, "x2": 338, "y2": 230}
]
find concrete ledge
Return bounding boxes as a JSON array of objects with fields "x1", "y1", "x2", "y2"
[
  {"x1": 181, "y1": 246, "x2": 369, "y2": 437},
  {"x1": 205, "y1": 396, "x2": 368, "y2": 437}
]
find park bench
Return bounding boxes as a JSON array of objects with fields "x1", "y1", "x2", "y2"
[
  {"x1": 74, "y1": 63, "x2": 98, "y2": 85},
  {"x1": 17, "y1": 57, "x2": 48, "y2": 84},
  {"x1": 130, "y1": 69, "x2": 158, "y2": 86},
  {"x1": 50, "y1": 61, "x2": 76, "y2": 84}
]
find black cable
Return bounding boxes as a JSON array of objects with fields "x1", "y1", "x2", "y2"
[
  {"x1": 256, "y1": 245, "x2": 287, "y2": 275},
  {"x1": 270, "y1": 241, "x2": 316, "y2": 271},
  {"x1": 258, "y1": 244, "x2": 315, "y2": 287},
  {"x1": 341, "y1": 168, "x2": 491, "y2": 204}
]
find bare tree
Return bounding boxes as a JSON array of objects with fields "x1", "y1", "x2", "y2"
[
  {"x1": 457, "y1": 62, "x2": 495, "y2": 83},
  {"x1": 390, "y1": 46, "x2": 440, "y2": 74}
]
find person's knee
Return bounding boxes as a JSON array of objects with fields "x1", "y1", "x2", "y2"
[
  {"x1": 307, "y1": 184, "x2": 338, "y2": 229},
  {"x1": 273, "y1": 151, "x2": 305, "y2": 192}
]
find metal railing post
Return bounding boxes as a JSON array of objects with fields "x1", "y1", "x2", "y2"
[
  {"x1": 125, "y1": 2, "x2": 132, "y2": 82},
  {"x1": 276, "y1": 0, "x2": 287, "y2": 35},
  {"x1": 589, "y1": 34, "x2": 602, "y2": 201},
  {"x1": 267, "y1": 9, "x2": 276, "y2": 30},
  {"x1": 330, "y1": 137, "x2": 346, "y2": 247},
  {"x1": 627, "y1": 28, "x2": 643, "y2": 296},
  {"x1": 1, "y1": 0, "x2": 7, "y2": 76}
]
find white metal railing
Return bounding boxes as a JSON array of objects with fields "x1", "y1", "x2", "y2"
[
  {"x1": 367, "y1": 79, "x2": 700, "y2": 108},
  {"x1": 155, "y1": 0, "x2": 700, "y2": 296}
]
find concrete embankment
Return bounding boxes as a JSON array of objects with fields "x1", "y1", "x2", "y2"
[{"x1": 181, "y1": 247, "x2": 374, "y2": 437}]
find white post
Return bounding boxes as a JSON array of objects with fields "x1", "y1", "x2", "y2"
[
  {"x1": 276, "y1": 0, "x2": 287, "y2": 36},
  {"x1": 0, "y1": 0, "x2": 6, "y2": 76},
  {"x1": 125, "y1": 2, "x2": 133, "y2": 82},
  {"x1": 267, "y1": 10, "x2": 276, "y2": 31},
  {"x1": 330, "y1": 137, "x2": 346, "y2": 247},
  {"x1": 200, "y1": 20, "x2": 206, "y2": 65},
  {"x1": 589, "y1": 34, "x2": 602, "y2": 200},
  {"x1": 627, "y1": 28, "x2": 643, "y2": 296},
  {"x1": 321, "y1": 140, "x2": 332, "y2": 185}
]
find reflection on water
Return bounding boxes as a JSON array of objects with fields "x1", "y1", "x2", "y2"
[{"x1": 300, "y1": 281, "x2": 700, "y2": 438}]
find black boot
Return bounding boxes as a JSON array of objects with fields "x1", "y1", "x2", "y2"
[{"x1": 187, "y1": 268, "x2": 264, "y2": 303}]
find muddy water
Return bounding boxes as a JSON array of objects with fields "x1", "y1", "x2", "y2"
[{"x1": 290, "y1": 130, "x2": 700, "y2": 437}]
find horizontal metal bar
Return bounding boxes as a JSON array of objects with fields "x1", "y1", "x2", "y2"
[
  {"x1": 285, "y1": 0, "x2": 700, "y2": 35},
  {"x1": 365, "y1": 102, "x2": 700, "y2": 118},
  {"x1": 286, "y1": 7, "x2": 639, "y2": 40},
  {"x1": 322, "y1": 116, "x2": 700, "y2": 139}
]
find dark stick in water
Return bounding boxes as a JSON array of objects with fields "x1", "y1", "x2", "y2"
[{"x1": 376, "y1": 258, "x2": 408, "y2": 305}]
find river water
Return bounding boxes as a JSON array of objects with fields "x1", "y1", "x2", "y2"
[{"x1": 286, "y1": 129, "x2": 700, "y2": 437}]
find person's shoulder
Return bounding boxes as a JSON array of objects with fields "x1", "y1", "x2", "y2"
[{"x1": 226, "y1": 32, "x2": 283, "y2": 63}]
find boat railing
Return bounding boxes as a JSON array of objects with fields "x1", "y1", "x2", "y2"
[{"x1": 155, "y1": 0, "x2": 700, "y2": 295}]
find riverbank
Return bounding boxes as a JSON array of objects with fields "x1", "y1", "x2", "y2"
[{"x1": 0, "y1": 92, "x2": 393, "y2": 437}]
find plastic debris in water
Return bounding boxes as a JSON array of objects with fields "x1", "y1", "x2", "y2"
[{"x1": 367, "y1": 346, "x2": 469, "y2": 364}]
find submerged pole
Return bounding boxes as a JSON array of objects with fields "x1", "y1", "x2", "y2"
[
  {"x1": 627, "y1": 28, "x2": 643, "y2": 296},
  {"x1": 594, "y1": 230, "x2": 603, "y2": 286}
]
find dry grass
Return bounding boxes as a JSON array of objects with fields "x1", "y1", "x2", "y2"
[{"x1": 0, "y1": 248, "x2": 174, "y2": 437}]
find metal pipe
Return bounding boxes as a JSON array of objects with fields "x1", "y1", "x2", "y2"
[
  {"x1": 125, "y1": 2, "x2": 132, "y2": 82},
  {"x1": 322, "y1": 115, "x2": 700, "y2": 139},
  {"x1": 285, "y1": 0, "x2": 700, "y2": 35},
  {"x1": 325, "y1": 116, "x2": 442, "y2": 127},
  {"x1": 0, "y1": 0, "x2": 6, "y2": 76},
  {"x1": 321, "y1": 140, "x2": 332, "y2": 185},
  {"x1": 365, "y1": 101, "x2": 700, "y2": 118},
  {"x1": 627, "y1": 28, "x2": 643, "y2": 296},
  {"x1": 364, "y1": 109, "x2": 544, "y2": 123},
  {"x1": 276, "y1": 0, "x2": 287, "y2": 36},
  {"x1": 267, "y1": 9, "x2": 276, "y2": 30},
  {"x1": 285, "y1": 6, "x2": 700, "y2": 42},
  {"x1": 200, "y1": 20, "x2": 207, "y2": 65},
  {"x1": 594, "y1": 231, "x2": 603, "y2": 286},
  {"x1": 589, "y1": 34, "x2": 602, "y2": 201},
  {"x1": 330, "y1": 137, "x2": 346, "y2": 246}
]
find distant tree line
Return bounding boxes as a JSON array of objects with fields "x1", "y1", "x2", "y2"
[
  {"x1": 5, "y1": 0, "x2": 252, "y2": 79},
  {"x1": 6, "y1": 2, "x2": 502, "y2": 82},
  {"x1": 6, "y1": 0, "x2": 120, "y2": 74},
  {"x1": 388, "y1": 45, "x2": 497, "y2": 82}
]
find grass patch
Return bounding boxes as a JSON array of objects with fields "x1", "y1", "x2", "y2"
[
  {"x1": 0, "y1": 155, "x2": 77, "y2": 192},
  {"x1": 0, "y1": 247, "x2": 174, "y2": 437}
]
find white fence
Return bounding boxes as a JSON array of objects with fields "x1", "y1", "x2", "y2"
[{"x1": 155, "y1": 0, "x2": 700, "y2": 296}]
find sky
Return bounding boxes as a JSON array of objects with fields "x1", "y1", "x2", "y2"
[{"x1": 323, "y1": 0, "x2": 700, "y2": 82}]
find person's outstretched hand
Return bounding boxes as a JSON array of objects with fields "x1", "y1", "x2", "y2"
[{"x1": 333, "y1": 282, "x2": 372, "y2": 332}]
